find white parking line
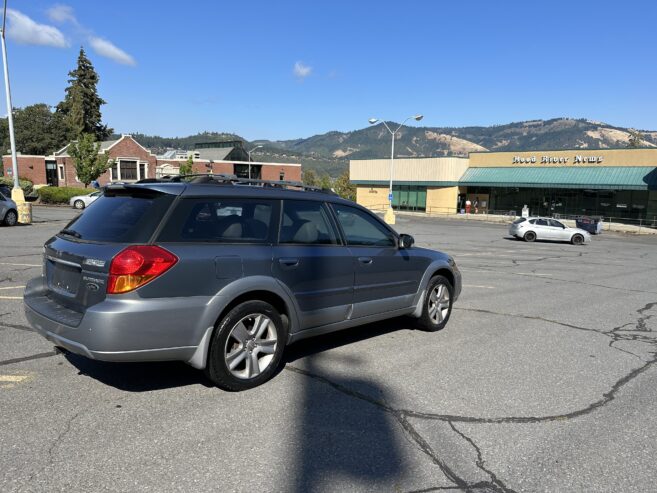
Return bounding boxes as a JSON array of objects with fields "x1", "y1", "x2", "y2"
[
  {"x1": 463, "y1": 284, "x2": 495, "y2": 289},
  {"x1": 0, "y1": 263, "x2": 40, "y2": 267},
  {"x1": 0, "y1": 296, "x2": 22, "y2": 300},
  {"x1": 0, "y1": 286, "x2": 25, "y2": 290}
]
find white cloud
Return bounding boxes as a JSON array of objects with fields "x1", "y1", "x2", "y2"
[
  {"x1": 6, "y1": 9, "x2": 68, "y2": 48},
  {"x1": 293, "y1": 61, "x2": 312, "y2": 79},
  {"x1": 89, "y1": 36, "x2": 136, "y2": 66},
  {"x1": 46, "y1": 4, "x2": 78, "y2": 25}
]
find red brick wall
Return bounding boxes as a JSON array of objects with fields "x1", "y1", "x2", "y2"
[
  {"x1": 261, "y1": 164, "x2": 301, "y2": 182},
  {"x1": 2, "y1": 156, "x2": 48, "y2": 184},
  {"x1": 56, "y1": 136, "x2": 157, "y2": 188}
]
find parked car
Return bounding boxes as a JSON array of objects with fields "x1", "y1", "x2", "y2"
[
  {"x1": 509, "y1": 217, "x2": 591, "y2": 245},
  {"x1": 0, "y1": 183, "x2": 11, "y2": 197},
  {"x1": 70, "y1": 191, "x2": 102, "y2": 209},
  {"x1": 24, "y1": 177, "x2": 461, "y2": 390},
  {"x1": 0, "y1": 191, "x2": 18, "y2": 226}
]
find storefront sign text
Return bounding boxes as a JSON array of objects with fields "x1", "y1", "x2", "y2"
[{"x1": 512, "y1": 155, "x2": 604, "y2": 164}]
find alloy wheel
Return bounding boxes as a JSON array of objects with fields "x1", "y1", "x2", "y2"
[
  {"x1": 5, "y1": 211, "x2": 17, "y2": 226},
  {"x1": 428, "y1": 284, "x2": 450, "y2": 324},
  {"x1": 224, "y1": 313, "x2": 278, "y2": 379}
]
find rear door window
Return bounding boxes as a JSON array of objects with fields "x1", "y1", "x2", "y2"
[
  {"x1": 61, "y1": 189, "x2": 174, "y2": 243},
  {"x1": 279, "y1": 200, "x2": 339, "y2": 245},
  {"x1": 158, "y1": 198, "x2": 276, "y2": 243},
  {"x1": 536, "y1": 219, "x2": 549, "y2": 226}
]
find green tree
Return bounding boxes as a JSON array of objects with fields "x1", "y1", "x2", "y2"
[
  {"x1": 68, "y1": 133, "x2": 113, "y2": 188},
  {"x1": 57, "y1": 48, "x2": 112, "y2": 141},
  {"x1": 12, "y1": 104, "x2": 67, "y2": 155},
  {"x1": 179, "y1": 154, "x2": 193, "y2": 175},
  {"x1": 333, "y1": 170, "x2": 356, "y2": 201},
  {"x1": 627, "y1": 129, "x2": 644, "y2": 148},
  {"x1": 302, "y1": 168, "x2": 318, "y2": 187},
  {"x1": 318, "y1": 172, "x2": 333, "y2": 191}
]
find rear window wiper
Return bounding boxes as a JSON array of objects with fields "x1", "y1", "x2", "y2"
[{"x1": 60, "y1": 228, "x2": 82, "y2": 239}]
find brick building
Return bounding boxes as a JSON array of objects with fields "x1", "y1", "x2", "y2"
[{"x1": 2, "y1": 135, "x2": 301, "y2": 188}]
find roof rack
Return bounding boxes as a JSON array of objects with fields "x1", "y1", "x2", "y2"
[{"x1": 135, "y1": 174, "x2": 335, "y2": 194}]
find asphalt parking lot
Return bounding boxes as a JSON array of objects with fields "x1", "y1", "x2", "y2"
[{"x1": 1, "y1": 206, "x2": 657, "y2": 492}]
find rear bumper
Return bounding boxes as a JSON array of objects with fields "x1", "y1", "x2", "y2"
[{"x1": 24, "y1": 277, "x2": 216, "y2": 364}]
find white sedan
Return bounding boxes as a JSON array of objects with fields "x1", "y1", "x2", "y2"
[
  {"x1": 70, "y1": 191, "x2": 101, "y2": 210},
  {"x1": 509, "y1": 217, "x2": 591, "y2": 245}
]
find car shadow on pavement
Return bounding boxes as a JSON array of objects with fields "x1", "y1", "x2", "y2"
[
  {"x1": 284, "y1": 316, "x2": 414, "y2": 363},
  {"x1": 61, "y1": 316, "x2": 414, "y2": 393},
  {"x1": 63, "y1": 352, "x2": 213, "y2": 392},
  {"x1": 290, "y1": 353, "x2": 405, "y2": 492}
]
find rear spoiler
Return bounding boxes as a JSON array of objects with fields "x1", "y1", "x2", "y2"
[{"x1": 103, "y1": 182, "x2": 185, "y2": 195}]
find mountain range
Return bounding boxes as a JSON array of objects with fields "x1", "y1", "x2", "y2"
[{"x1": 133, "y1": 118, "x2": 657, "y2": 177}]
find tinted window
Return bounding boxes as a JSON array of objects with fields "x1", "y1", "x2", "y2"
[
  {"x1": 529, "y1": 219, "x2": 536, "y2": 224},
  {"x1": 62, "y1": 190, "x2": 174, "y2": 243},
  {"x1": 333, "y1": 204, "x2": 396, "y2": 247},
  {"x1": 280, "y1": 200, "x2": 338, "y2": 245},
  {"x1": 549, "y1": 219, "x2": 565, "y2": 228},
  {"x1": 158, "y1": 198, "x2": 275, "y2": 243},
  {"x1": 512, "y1": 217, "x2": 526, "y2": 224},
  {"x1": 536, "y1": 219, "x2": 549, "y2": 226}
]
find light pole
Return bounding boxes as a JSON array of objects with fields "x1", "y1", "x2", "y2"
[
  {"x1": 368, "y1": 114, "x2": 423, "y2": 224},
  {"x1": 247, "y1": 145, "x2": 263, "y2": 179},
  {"x1": 0, "y1": 0, "x2": 22, "y2": 203}
]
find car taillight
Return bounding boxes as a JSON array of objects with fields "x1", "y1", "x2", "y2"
[{"x1": 107, "y1": 245, "x2": 178, "y2": 294}]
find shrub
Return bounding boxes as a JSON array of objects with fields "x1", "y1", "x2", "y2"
[
  {"x1": 0, "y1": 176, "x2": 34, "y2": 196},
  {"x1": 37, "y1": 186, "x2": 86, "y2": 204}
]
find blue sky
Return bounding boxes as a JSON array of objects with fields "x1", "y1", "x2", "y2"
[{"x1": 4, "y1": 0, "x2": 657, "y2": 140}]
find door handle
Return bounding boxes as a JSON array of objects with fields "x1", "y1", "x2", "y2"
[
  {"x1": 278, "y1": 257, "x2": 299, "y2": 267},
  {"x1": 358, "y1": 257, "x2": 373, "y2": 265}
]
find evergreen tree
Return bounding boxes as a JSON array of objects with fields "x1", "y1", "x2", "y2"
[
  {"x1": 302, "y1": 168, "x2": 318, "y2": 187},
  {"x1": 333, "y1": 170, "x2": 356, "y2": 201},
  {"x1": 318, "y1": 172, "x2": 333, "y2": 191},
  {"x1": 627, "y1": 129, "x2": 644, "y2": 148},
  {"x1": 69, "y1": 133, "x2": 113, "y2": 188},
  {"x1": 179, "y1": 154, "x2": 194, "y2": 175},
  {"x1": 57, "y1": 48, "x2": 112, "y2": 141}
]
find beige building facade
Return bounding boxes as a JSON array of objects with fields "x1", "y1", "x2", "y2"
[{"x1": 351, "y1": 148, "x2": 657, "y2": 221}]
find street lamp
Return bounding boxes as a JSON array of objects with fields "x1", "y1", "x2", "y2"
[
  {"x1": 368, "y1": 114, "x2": 423, "y2": 224},
  {"x1": 247, "y1": 145, "x2": 263, "y2": 179},
  {"x1": 0, "y1": 0, "x2": 22, "y2": 203}
]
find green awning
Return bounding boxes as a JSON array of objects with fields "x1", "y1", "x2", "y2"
[{"x1": 459, "y1": 166, "x2": 657, "y2": 190}]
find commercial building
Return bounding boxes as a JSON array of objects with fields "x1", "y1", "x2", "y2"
[
  {"x1": 2, "y1": 136, "x2": 301, "y2": 187},
  {"x1": 351, "y1": 148, "x2": 657, "y2": 221}
]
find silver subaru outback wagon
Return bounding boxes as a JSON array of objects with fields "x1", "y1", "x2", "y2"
[{"x1": 24, "y1": 176, "x2": 461, "y2": 390}]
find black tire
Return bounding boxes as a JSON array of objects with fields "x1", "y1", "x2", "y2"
[
  {"x1": 524, "y1": 231, "x2": 536, "y2": 242},
  {"x1": 205, "y1": 300, "x2": 287, "y2": 391},
  {"x1": 571, "y1": 234, "x2": 584, "y2": 245},
  {"x1": 74, "y1": 200, "x2": 85, "y2": 210},
  {"x1": 3, "y1": 210, "x2": 17, "y2": 226},
  {"x1": 416, "y1": 275, "x2": 454, "y2": 332}
]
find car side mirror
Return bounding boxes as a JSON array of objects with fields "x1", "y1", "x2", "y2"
[{"x1": 398, "y1": 234, "x2": 414, "y2": 249}]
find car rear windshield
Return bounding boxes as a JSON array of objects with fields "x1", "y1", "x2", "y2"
[
  {"x1": 512, "y1": 217, "x2": 526, "y2": 224},
  {"x1": 60, "y1": 189, "x2": 174, "y2": 243}
]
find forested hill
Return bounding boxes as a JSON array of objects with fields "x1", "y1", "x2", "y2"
[{"x1": 130, "y1": 118, "x2": 657, "y2": 177}]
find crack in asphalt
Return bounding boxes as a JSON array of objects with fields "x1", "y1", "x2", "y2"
[
  {"x1": 448, "y1": 421, "x2": 515, "y2": 493},
  {"x1": 287, "y1": 301, "x2": 656, "y2": 491},
  {"x1": 0, "y1": 351, "x2": 59, "y2": 367},
  {"x1": 46, "y1": 410, "x2": 81, "y2": 464}
]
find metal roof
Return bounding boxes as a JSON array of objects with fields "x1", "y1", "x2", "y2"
[
  {"x1": 459, "y1": 166, "x2": 657, "y2": 190},
  {"x1": 195, "y1": 147, "x2": 234, "y2": 161}
]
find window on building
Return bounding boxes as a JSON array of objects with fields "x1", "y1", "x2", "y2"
[
  {"x1": 57, "y1": 164, "x2": 65, "y2": 181},
  {"x1": 120, "y1": 160, "x2": 138, "y2": 180},
  {"x1": 139, "y1": 162, "x2": 147, "y2": 180},
  {"x1": 279, "y1": 170, "x2": 285, "y2": 181}
]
